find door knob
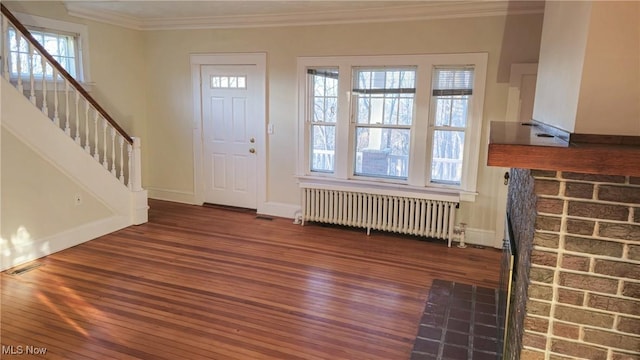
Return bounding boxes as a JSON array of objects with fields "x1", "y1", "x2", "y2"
[{"x1": 249, "y1": 148, "x2": 256, "y2": 154}]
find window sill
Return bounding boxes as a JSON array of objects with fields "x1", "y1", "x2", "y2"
[
  {"x1": 297, "y1": 175, "x2": 478, "y2": 202},
  {"x1": 9, "y1": 76, "x2": 94, "y2": 92}
]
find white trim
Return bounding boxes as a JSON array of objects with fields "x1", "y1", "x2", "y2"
[
  {"x1": 298, "y1": 176, "x2": 461, "y2": 203},
  {"x1": 7, "y1": 79, "x2": 94, "y2": 93},
  {"x1": 453, "y1": 228, "x2": 498, "y2": 248},
  {"x1": 505, "y1": 63, "x2": 538, "y2": 122},
  {"x1": 259, "y1": 202, "x2": 300, "y2": 220},
  {"x1": 1, "y1": 215, "x2": 128, "y2": 271},
  {"x1": 494, "y1": 63, "x2": 539, "y2": 248},
  {"x1": 190, "y1": 53, "x2": 267, "y2": 213},
  {"x1": 13, "y1": 12, "x2": 91, "y2": 83},
  {"x1": 147, "y1": 187, "x2": 198, "y2": 205},
  {"x1": 65, "y1": 1, "x2": 544, "y2": 31}
]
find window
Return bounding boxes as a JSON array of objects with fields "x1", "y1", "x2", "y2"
[
  {"x1": 8, "y1": 27, "x2": 78, "y2": 78},
  {"x1": 430, "y1": 67, "x2": 474, "y2": 185},
  {"x1": 211, "y1": 75, "x2": 246, "y2": 89},
  {"x1": 353, "y1": 68, "x2": 415, "y2": 179},
  {"x1": 298, "y1": 54, "x2": 487, "y2": 200},
  {"x1": 308, "y1": 68, "x2": 338, "y2": 173},
  {"x1": 8, "y1": 12, "x2": 89, "y2": 82}
]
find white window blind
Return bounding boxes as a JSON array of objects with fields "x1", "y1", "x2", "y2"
[{"x1": 432, "y1": 67, "x2": 474, "y2": 96}]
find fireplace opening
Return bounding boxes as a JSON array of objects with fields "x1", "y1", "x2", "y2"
[{"x1": 497, "y1": 212, "x2": 517, "y2": 357}]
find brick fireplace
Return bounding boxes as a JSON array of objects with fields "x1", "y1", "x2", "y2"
[
  {"x1": 487, "y1": 2, "x2": 640, "y2": 358},
  {"x1": 504, "y1": 169, "x2": 640, "y2": 359}
]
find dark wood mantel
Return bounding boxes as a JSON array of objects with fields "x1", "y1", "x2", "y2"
[{"x1": 487, "y1": 121, "x2": 640, "y2": 177}]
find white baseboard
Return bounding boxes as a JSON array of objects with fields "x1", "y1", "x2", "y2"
[
  {"x1": 146, "y1": 189, "x2": 299, "y2": 219},
  {"x1": 452, "y1": 227, "x2": 500, "y2": 248},
  {"x1": 258, "y1": 202, "x2": 300, "y2": 219},
  {"x1": 1, "y1": 215, "x2": 129, "y2": 271},
  {"x1": 147, "y1": 187, "x2": 198, "y2": 205}
]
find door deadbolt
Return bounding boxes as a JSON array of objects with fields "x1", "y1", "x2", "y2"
[
  {"x1": 249, "y1": 148, "x2": 256, "y2": 154},
  {"x1": 249, "y1": 137, "x2": 255, "y2": 143}
]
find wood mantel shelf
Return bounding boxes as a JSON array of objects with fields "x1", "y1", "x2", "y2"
[{"x1": 487, "y1": 121, "x2": 640, "y2": 177}]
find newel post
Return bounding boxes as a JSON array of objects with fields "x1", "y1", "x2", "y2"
[
  {"x1": 130, "y1": 137, "x2": 148, "y2": 225},
  {"x1": 130, "y1": 137, "x2": 143, "y2": 191}
]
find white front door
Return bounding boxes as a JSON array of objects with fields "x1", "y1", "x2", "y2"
[{"x1": 201, "y1": 64, "x2": 259, "y2": 209}]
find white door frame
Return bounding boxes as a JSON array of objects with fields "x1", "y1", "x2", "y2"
[{"x1": 191, "y1": 53, "x2": 267, "y2": 210}]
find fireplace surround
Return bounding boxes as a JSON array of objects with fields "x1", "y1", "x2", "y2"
[{"x1": 502, "y1": 169, "x2": 640, "y2": 359}]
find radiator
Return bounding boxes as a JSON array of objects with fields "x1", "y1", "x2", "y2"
[{"x1": 301, "y1": 187, "x2": 458, "y2": 247}]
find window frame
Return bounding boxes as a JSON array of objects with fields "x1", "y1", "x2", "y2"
[
  {"x1": 11, "y1": 12, "x2": 90, "y2": 84},
  {"x1": 308, "y1": 67, "x2": 339, "y2": 174},
  {"x1": 297, "y1": 53, "x2": 487, "y2": 201},
  {"x1": 428, "y1": 66, "x2": 476, "y2": 187},
  {"x1": 351, "y1": 66, "x2": 416, "y2": 180}
]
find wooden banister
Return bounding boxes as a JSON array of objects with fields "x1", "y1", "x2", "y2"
[{"x1": 1, "y1": 3, "x2": 133, "y2": 144}]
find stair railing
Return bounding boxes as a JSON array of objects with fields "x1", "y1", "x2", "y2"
[{"x1": 1, "y1": 4, "x2": 141, "y2": 191}]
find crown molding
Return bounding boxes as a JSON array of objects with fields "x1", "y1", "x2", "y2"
[
  {"x1": 66, "y1": 3, "x2": 142, "y2": 30},
  {"x1": 65, "y1": 1, "x2": 544, "y2": 31}
]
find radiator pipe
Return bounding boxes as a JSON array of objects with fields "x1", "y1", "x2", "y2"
[{"x1": 457, "y1": 222, "x2": 467, "y2": 248}]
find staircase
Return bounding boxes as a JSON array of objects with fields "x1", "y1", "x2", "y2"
[{"x1": 1, "y1": 4, "x2": 148, "y2": 271}]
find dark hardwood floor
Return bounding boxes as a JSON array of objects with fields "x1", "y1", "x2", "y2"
[{"x1": 1, "y1": 199, "x2": 500, "y2": 359}]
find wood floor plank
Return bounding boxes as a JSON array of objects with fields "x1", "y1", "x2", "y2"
[{"x1": 1, "y1": 199, "x2": 500, "y2": 359}]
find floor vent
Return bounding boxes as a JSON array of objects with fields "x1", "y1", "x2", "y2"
[
  {"x1": 8, "y1": 262, "x2": 42, "y2": 275},
  {"x1": 256, "y1": 215, "x2": 274, "y2": 221}
]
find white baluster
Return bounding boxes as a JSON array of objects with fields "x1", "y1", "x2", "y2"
[
  {"x1": 28, "y1": 43, "x2": 35, "y2": 104},
  {"x1": 110, "y1": 128, "x2": 117, "y2": 176},
  {"x1": 64, "y1": 78, "x2": 70, "y2": 136},
  {"x1": 127, "y1": 142, "x2": 133, "y2": 190},
  {"x1": 74, "y1": 89, "x2": 80, "y2": 144},
  {"x1": 119, "y1": 137, "x2": 125, "y2": 184},
  {"x1": 41, "y1": 53, "x2": 48, "y2": 117},
  {"x1": 15, "y1": 30, "x2": 22, "y2": 92},
  {"x1": 93, "y1": 110, "x2": 100, "y2": 161},
  {"x1": 84, "y1": 101, "x2": 90, "y2": 153},
  {"x1": 102, "y1": 118, "x2": 108, "y2": 169},
  {"x1": 53, "y1": 68, "x2": 60, "y2": 127},
  {"x1": 2, "y1": 17, "x2": 9, "y2": 80}
]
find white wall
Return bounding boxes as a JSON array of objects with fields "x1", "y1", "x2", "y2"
[
  {"x1": 3, "y1": 1, "x2": 150, "y2": 181},
  {"x1": 1, "y1": 1, "x2": 149, "y2": 269},
  {"x1": 4, "y1": 1, "x2": 545, "y2": 238},
  {"x1": 533, "y1": 1, "x2": 640, "y2": 135},
  {"x1": 575, "y1": 1, "x2": 640, "y2": 135},
  {"x1": 1, "y1": 127, "x2": 113, "y2": 268},
  {"x1": 143, "y1": 14, "x2": 543, "y2": 234}
]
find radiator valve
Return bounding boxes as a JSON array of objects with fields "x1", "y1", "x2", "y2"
[{"x1": 293, "y1": 210, "x2": 303, "y2": 225}]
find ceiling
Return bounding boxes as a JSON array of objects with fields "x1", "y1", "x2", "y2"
[{"x1": 63, "y1": 0, "x2": 545, "y2": 30}]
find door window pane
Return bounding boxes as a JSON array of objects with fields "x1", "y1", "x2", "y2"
[{"x1": 211, "y1": 75, "x2": 247, "y2": 89}]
